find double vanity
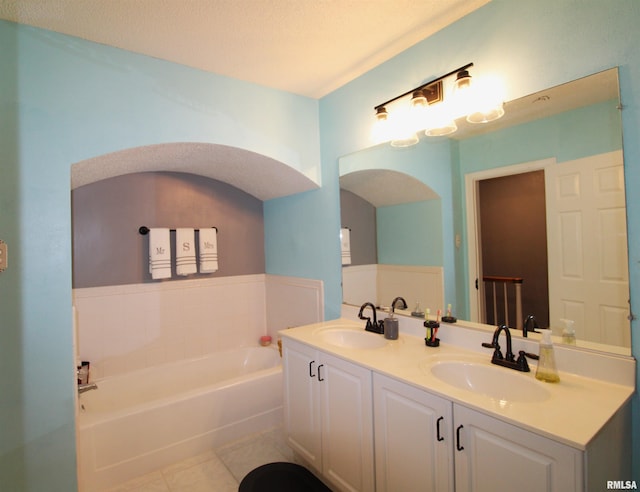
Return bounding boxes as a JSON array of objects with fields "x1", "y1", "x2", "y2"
[{"x1": 280, "y1": 306, "x2": 634, "y2": 492}]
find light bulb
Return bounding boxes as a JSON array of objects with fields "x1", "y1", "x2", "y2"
[
  {"x1": 409, "y1": 90, "x2": 430, "y2": 132},
  {"x1": 389, "y1": 104, "x2": 419, "y2": 147},
  {"x1": 424, "y1": 101, "x2": 457, "y2": 137},
  {"x1": 466, "y1": 75, "x2": 506, "y2": 124},
  {"x1": 371, "y1": 107, "x2": 391, "y2": 144}
]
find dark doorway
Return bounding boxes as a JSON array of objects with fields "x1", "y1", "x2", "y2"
[{"x1": 478, "y1": 170, "x2": 549, "y2": 327}]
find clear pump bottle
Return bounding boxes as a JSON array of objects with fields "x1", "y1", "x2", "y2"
[
  {"x1": 535, "y1": 329, "x2": 560, "y2": 383},
  {"x1": 560, "y1": 318, "x2": 576, "y2": 345}
]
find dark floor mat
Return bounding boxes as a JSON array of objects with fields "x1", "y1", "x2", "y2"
[{"x1": 238, "y1": 462, "x2": 332, "y2": 492}]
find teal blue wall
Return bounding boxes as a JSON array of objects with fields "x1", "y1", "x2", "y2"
[
  {"x1": 458, "y1": 99, "x2": 622, "y2": 173},
  {"x1": 0, "y1": 21, "x2": 320, "y2": 491},
  {"x1": 377, "y1": 200, "x2": 443, "y2": 266},
  {"x1": 319, "y1": 0, "x2": 640, "y2": 476}
]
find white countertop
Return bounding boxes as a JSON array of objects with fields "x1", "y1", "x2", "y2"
[{"x1": 279, "y1": 317, "x2": 635, "y2": 451}]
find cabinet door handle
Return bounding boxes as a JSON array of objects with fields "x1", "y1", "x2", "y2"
[
  {"x1": 309, "y1": 360, "x2": 316, "y2": 378},
  {"x1": 436, "y1": 416, "x2": 444, "y2": 442},
  {"x1": 317, "y1": 364, "x2": 324, "y2": 381},
  {"x1": 456, "y1": 425, "x2": 464, "y2": 451}
]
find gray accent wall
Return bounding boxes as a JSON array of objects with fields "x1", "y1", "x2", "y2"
[
  {"x1": 340, "y1": 189, "x2": 377, "y2": 265},
  {"x1": 72, "y1": 172, "x2": 265, "y2": 288}
]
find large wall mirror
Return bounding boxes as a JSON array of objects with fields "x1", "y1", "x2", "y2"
[{"x1": 340, "y1": 68, "x2": 631, "y2": 356}]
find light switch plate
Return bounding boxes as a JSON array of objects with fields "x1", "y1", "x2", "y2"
[{"x1": 0, "y1": 240, "x2": 7, "y2": 272}]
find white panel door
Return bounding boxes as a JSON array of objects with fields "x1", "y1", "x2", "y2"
[{"x1": 545, "y1": 150, "x2": 629, "y2": 345}]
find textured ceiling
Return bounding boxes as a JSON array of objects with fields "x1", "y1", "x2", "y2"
[{"x1": 0, "y1": 0, "x2": 490, "y2": 98}]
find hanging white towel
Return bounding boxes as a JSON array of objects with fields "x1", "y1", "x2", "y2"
[
  {"x1": 198, "y1": 227, "x2": 219, "y2": 273},
  {"x1": 175, "y1": 228, "x2": 197, "y2": 276},
  {"x1": 149, "y1": 228, "x2": 172, "y2": 279},
  {"x1": 340, "y1": 227, "x2": 351, "y2": 265}
]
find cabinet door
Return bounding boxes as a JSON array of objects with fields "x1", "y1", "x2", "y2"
[
  {"x1": 320, "y1": 352, "x2": 374, "y2": 492},
  {"x1": 282, "y1": 340, "x2": 322, "y2": 470},
  {"x1": 373, "y1": 373, "x2": 454, "y2": 492},
  {"x1": 454, "y1": 404, "x2": 582, "y2": 492}
]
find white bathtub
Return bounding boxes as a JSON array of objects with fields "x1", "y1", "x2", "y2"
[{"x1": 77, "y1": 346, "x2": 283, "y2": 491}]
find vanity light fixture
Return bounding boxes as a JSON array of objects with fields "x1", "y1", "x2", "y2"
[{"x1": 371, "y1": 62, "x2": 505, "y2": 146}]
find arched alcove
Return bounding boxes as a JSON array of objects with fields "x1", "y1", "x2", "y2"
[
  {"x1": 70, "y1": 142, "x2": 319, "y2": 200},
  {"x1": 339, "y1": 169, "x2": 438, "y2": 206}
]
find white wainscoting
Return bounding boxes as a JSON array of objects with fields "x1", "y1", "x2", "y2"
[
  {"x1": 342, "y1": 264, "x2": 378, "y2": 307},
  {"x1": 73, "y1": 273, "x2": 323, "y2": 379},
  {"x1": 342, "y1": 264, "x2": 444, "y2": 312},
  {"x1": 265, "y1": 274, "x2": 324, "y2": 338}
]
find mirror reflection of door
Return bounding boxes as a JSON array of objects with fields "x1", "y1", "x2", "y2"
[
  {"x1": 545, "y1": 150, "x2": 629, "y2": 346},
  {"x1": 474, "y1": 149, "x2": 629, "y2": 344},
  {"x1": 478, "y1": 170, "x2": 549, "y2": 328}
]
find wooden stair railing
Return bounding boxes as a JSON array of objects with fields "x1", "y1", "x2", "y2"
[{"x1": 482, "y1": 275, "x2": 523, "y2": 329}]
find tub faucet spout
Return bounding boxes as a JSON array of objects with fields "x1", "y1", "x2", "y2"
[{"x1": 78, "y1": 382, "x2": 98, "y2": 394}]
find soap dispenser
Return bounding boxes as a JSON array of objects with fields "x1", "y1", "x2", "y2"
[
  {"x1": 383, "y1": 312, "x2": 399, "y2": 340},
  {"x1": 535, "y1": 329, "x2": 560, "y2": 383},
  {"x1": 560, "y1": 318, "x2": 576, "y2": 345}
]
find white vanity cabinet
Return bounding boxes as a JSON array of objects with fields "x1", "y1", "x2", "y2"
[
  {"x1": 374, "y1": 373, "x2": 582, "y2": 492},
  {"x1": 282, "y1": 320, "x2": 632, "y2": 492},
  {"x1": 282, "y1": 338, "x2": 375, "y2": 492}
]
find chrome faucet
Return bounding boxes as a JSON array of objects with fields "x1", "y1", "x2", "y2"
[
  {"x1": 358, "y1": 302, "x2": 384, "y2": 334},
  {"x1": 523, "y1": 314, "x2": 540, "y2": 338},
  {"x1": 391, "y1": 296, "x2": 407, "y2": 313},
  {"x1": 482, "y1": 325, "x2": 536, "y2": 372},
  {"x1": 78, "y1": 382, "x2": 98, "y2": 394}
]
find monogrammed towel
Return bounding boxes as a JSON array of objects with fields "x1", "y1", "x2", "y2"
[
  {"x1": 149, "y1": 228, "x2": 171, "y2": 279},
  {"x1": 198, "y1": 227, "x2": 218, "y2": 273},
  {"x1": 340, "y1": 227, "x2": 351, "y2": 265},
  {"x1": 175, "y1": 228, "x2": 197, "y2": 276}
]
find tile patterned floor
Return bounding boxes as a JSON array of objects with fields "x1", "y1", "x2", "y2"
[{"x1": 106, "y1": 427, "x2": 297, "y2": 491}]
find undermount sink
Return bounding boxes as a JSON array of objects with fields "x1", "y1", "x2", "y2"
[
  {"x1": 319, "y1": 328, "x2": 387, "y2": 349},
  {"x1": 430, "y1": 361, "x2": 551, "y2": 403}
]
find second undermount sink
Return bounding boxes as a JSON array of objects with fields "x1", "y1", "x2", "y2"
[
  {"x1": 319, "y1": 328, "x2": 387, "y2": 349},
  {"x1": 430, "y1": 361, "x2": 551, "y2": 403}
]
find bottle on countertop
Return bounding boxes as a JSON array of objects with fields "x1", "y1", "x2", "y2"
[
  {"x1": 560, "y1": 318, "x2": 576, "y2": 345},
  {"x1": 535, "y1": 329, "x2": 560, "y2": 383}
]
